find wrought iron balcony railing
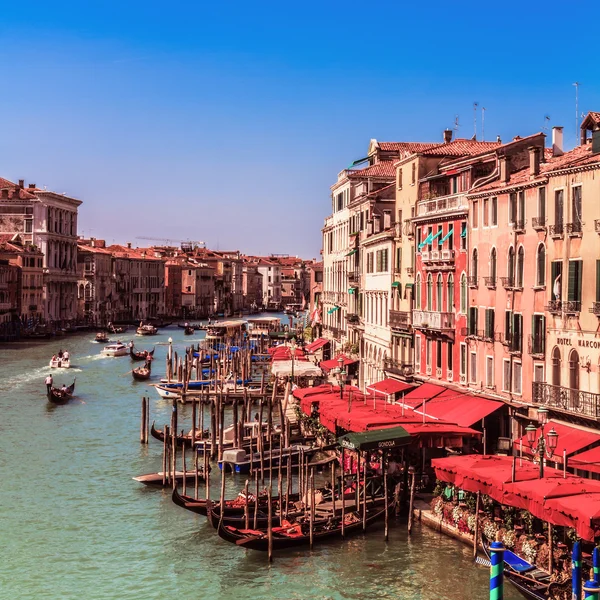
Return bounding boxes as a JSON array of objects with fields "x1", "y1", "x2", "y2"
[
  {"x1": 591, "y1": 302, "x2": 600, "y2": 316},
  {"x1": 546, "y1": 300, "x2": 562, "y2": 314},
  {"x1": 562, "y1": 301, "x2": 581, "y2": 314},
  {"x1": 595, "y1": 219, "x2": 600, "y2": 234},
  {"x1": 389, "y1": 310, "x2": 412, "y2": 329},
  {"x1": 532, "y1": 382, "x2": 600, "y2": 419},
  {"x1": 467, "y1": 276, "x2": 478, "y2": 288},
  {"x1": 527, "y1": 333, "x2": 546, "y2": 357},
  {"x1": 549, "y1": 223, "x2": 564, "y2": 239},
  {"x1": 346, "y1": 313, "x2": 361, "y2": 324},
  {"x1": 566, "y1": 221, "x2": 583, "y2": 236},
  {"x1": 532, "y1": 217, "x2": 547, "y2": 231},
  {"x1": 500, "y1": 276, "x2": 515, "y2": 290},
  {"x1": 484, "y1": 276, "x2": 497, "y2": 289},
  {"x1": 384, "y1": 357, "x2": 414, "y2": 377},
  {"x1": 512, "y1": 219, "x2": 526, "y2": 233}
]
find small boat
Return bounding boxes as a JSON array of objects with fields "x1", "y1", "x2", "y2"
[
  {"x1": 108, "y1": 324, "x2": 128, "y2": 334},
  {"x1": 136, "y1": 323, "x2": 158, "y2": 336},
  {"x1": 130, "y1": 345, "x2": 155, "y2": 361},
  {"x1": 102, "y1": 342, "x2": 128, "y2": 357},
  {"x1": 132, "y1": 469, "x2": 208, "y2": 487},
  {"x1": 184, "y1": 326, "x2": 195, "y2": 336},
  {"x1": 47, "y1": 379, "x2": 76, "y2": 403},
  {"x1": 216, "y1": 498, "x2": 394, "y2": 551},
  {"x1": 49, "y1": 355, "x2": 71, "y2": 369},
  {"x1": 481, "y1": 540, "x2": 562, "y2": 599},
  {"x1": 94, "y1": 332, "x2": 109, "y2": 343},
  {"x1": 218, "y1": 445, "x2": 312, "y2": 474},
  {"x1": 132, "y1": 360, "x2": 152, "y2": 381}
]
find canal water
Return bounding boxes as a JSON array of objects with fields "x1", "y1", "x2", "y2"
[{"x1": 0, "y1": 322, "x2": 520, "y2": 600}]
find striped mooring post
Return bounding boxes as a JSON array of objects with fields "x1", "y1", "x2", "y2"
[
  {"x1": 573, "y1": 541, "x2": 582, "y2": 600},
  {"x1": 593, "y1": 547, "x2": 600, "y2": 583},
  {"x1": 489, "y1": 540, "x2": 505, "y2": 600},
  {"x1": 584, "y1": 569, "x2": 600, "y2": 600}
]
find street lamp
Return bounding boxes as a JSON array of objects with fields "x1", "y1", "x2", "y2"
[
  {"x1": 525, "y1": 407, "x2": 559, "y2": 478},
  {"x1": 337, "y1": 355, "x2": 346, "y2": 399},
  {"x1": 290, "y1": 339, "x2": 297, "y2": 383}
]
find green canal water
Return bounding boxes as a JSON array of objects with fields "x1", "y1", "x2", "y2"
[{"x1": 0, "y1": 323, "x2": 520, "y2": 599}]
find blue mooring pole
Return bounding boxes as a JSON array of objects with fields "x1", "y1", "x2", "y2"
[
  {"x1": 489, "y1": 540, "x2": 505, "y2": 600},
  {"x1": 573, "y1": 541, "x2": 582, "y2": 600},
  {"x1": 593, "y1": 547, "x2": 600, "y2": 583},
  {"x1": 584, "y1": 569, "x2": 600, "y2": 599}
]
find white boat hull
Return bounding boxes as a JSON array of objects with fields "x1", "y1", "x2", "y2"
[{"x1": 49, "y1": 359, "x2": 70, "y2": 369}]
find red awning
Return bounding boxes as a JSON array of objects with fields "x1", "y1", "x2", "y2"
[
  {"x1": 570, "y1": 446, "x2": 600, "y2": 474},
  {"x1": 546, "y1": 493, "x2": 600, "y2": 542},
  {"x1": 305, "y1": 338, "x2": 329, "y2": 352},
  {"x1": 424, "y1": 392, "x2": 503, "y2": 428},
  {"x1": 514, "y1": 420, "x2": 600, "y2": 464},
  {"x1": 320, "y1": 354, "x2": 358, "y2": 372},
  {"x1": 367, "y1": 378, "x2": 413, "y2": 396},
  {"x1": 270, "y1": 346, "x2": 307, "y2": 361},
  {"x1": 400, "y1": 383, "x2": 448, "y2": 408}
]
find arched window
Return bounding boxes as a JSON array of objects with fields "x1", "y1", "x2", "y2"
[
  {"x1": 517, "y1": 247, "x2": 524, "y2": 289},
  {"x1": 569, "y1": 349, "x2": 580, "y2": 391},
  {"x1": 460, "y1": 273, "x2": 467, "y2": 314},
  {"x1": 436, "y1": 274, "x2": 443, "y2": 311},
  {"x1": 415, "y1": 274, "x2": 421, "y2": 309},
  {"x1": 490, "y1": 248, "x2": 497, "y2": 281},
  {"x1": 536, "y1": 244, "x2": 546, "y2": 287},
  {"x1": 552, "y1": 346, "x2": 561, "y2": 387},
  {"x1": 508, "y1": 246, "x2": 515, "y2": 282},
  {"x1": 426, "y1": 274, "x2": 433, "y2": 311},
  {"x1": 471, "y1": 248, "x2": 478, "y2": 279},
  {"x1": 447, "y1": 274, "x2": 454, "y2": 311}
]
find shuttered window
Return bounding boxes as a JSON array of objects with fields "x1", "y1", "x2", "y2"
[
  {"x1": 513, "y1": 362, "x2": 522, "y2": 395},
  {"x1": 469, "y1": 306, "x2": 478, "y2": 336},
  {"x1": 505, "y1": 310, "x2": 512, "y2": 343},
  {"x1": 485, "y1": 308, "x2": 495, "y2": 340},
  {"x1": 486, "y1": 356, "x2": 494, "y2": 388},
  {"x1": 567, "y1": 260, "x2": 583, "y2": 302},
  {"x1": 511, "y1": 313, "x2": 523, "y2": 353},
  {"x1": 502, "y1": 360, "x2": 511, "y2": 392},
  {"x1": 469, "y1": 352, "x2": 477, "y2": 383},
  {"x1": 551, "y1": 261, "x2": 563, "y2": 300}
]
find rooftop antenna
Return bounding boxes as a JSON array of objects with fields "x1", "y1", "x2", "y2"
[
  {"x1": 543, "y1": 115, "x2": 551, "y2": 133},
  {"x1": 481, "y1": 106, "x2": 486, "y2": 141},
  {"x1": 473, "y1": 102, "x2": 479, "y2": 140},
  {"x1": 454, "y1": 115, "x2": 460, "y2": 131},
  {"x1": 573, "y1": 82, "x2": 580, "y2": 140}
]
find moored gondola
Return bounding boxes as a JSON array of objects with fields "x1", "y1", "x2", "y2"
[
  {"x1": 132, "y1": 469, "x2": 208, "y2": 487},
  {"x1": 481, "y1": 539, "x2": 566, "y2": 600},
  {"x1": 216, "y1": 498, "x2": 394, "y2": 551},
  {"x1": 183, "y1": 326, "x2": 195, "y2": 335},
  {"x1": 47, "y1": 379, "x2": 76, "y2": 404},
  {"x1": 132, "y1": 360, "x2": 152, "y2": 381},
  {"x1": 130, "y1": 345, "x2": 155, "y2": 361}
]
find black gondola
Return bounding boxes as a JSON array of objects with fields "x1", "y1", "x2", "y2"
[
  {"x1": 183, "y1": 326, "x2": 194, "y2": 335},
  {"x1": 47, "y1": 379, "x2": 76, "y2": 404},
  {"x1": 216, "y1": 498, "x2": 393, "y2": 551},
  {"x1": 130, "y1": 346, "x2": 155, "y2": 361},
  {"x1": 481, "y1": 539, "x2": 568, "y2": 599},
  {"x1": 132, "y1": 360, "x2": 152, "y2": 381}
]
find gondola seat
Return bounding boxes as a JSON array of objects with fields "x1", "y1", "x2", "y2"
[{"x1": 504, "y1": 550, "x2": 536, "y2": 573}]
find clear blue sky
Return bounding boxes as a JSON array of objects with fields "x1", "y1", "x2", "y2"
[{"x1": 1, "y1": 1, "x2": 597, "y2": 258}]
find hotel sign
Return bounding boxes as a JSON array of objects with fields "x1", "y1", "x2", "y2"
[{"x1": 556, "y1": 337, "x2": 600, "y2": 349}]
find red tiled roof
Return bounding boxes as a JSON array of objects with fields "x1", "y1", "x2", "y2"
[
  {"x1": 378, "y1": 141, "x2": 441, "y2": 153},
  {"x1": 348, "y1": 160, "x2": 396, "y2": 179},
  {"x1": 421, "y1": 139, "x2": 502, "y2": 157}
]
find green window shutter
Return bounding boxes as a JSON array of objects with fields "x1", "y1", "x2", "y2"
[
  {"x1": 489, "y1": 310, "x2": 495, "y2": 337},
  {"x1": 541, "y1": 315, "x2": 546, "y2": 354},
  {"x1": 505, "y1": 310, "x2": 512, "y2": 342},
  {"x1": 568, "y1": 261, "x2": 582, "y2": 302},
  {"x1": 596, "y1": 260, "x2": 600, "y2": 303}
]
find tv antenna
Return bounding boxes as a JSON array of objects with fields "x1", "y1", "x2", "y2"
[
  {"x1": 481, "y1": 107, "x2": 486, "y2": 141},
  {"x1": 454, "y1": 115, "x2": 460, "y2": 131},
  {"x1": 473, "y1": 102, "x2": 479, "y2": 140},
  {"x1": 543, "y1": 115, "x2": 551, "y2": 132},
  {"x1": 573, "y1": 82, "x2": 580, "y2": 140}
]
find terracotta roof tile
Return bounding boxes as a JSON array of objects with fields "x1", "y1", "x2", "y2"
[
  {"x1": 420, "y1": 139, "x2": 502, "y2": 157},
  {"x1": 378, "y1": 141, "x2": 441, "y2": 153},
  {"x1": 348, "y1": 160, "x2": 396, "y2": 179}
]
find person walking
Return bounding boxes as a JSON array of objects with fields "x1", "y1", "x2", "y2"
[{"x1": 45, "y1": 374, "x2": 53, "y2": 393}]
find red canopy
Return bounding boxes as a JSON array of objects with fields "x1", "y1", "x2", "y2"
[
  {"x1": 569, "y1": 446, "x2": 600, "y2": 474},
  {"x1": 513, "y1": 420, "x2": 600, "y2": 464},
  {"x1": 367, "y1": 378, "x2": 413, "y2": 396},
  {"x1": 270, "y1": 346, "x2": 307, "y2": 361},
  {"x1": 320, "y1": 354, "x2": 358, "y2": 372},
  {"x1": 400, "y1": 383, "x2": 447, "y2": 408},
  {"x1": 305, "y1": 338, "x2": 329, "y2": 352},
  {"x1": 424, "y1": 392, "x2": 503, "y2": 428},
  {"x1": 546, "y1": 493, "x2": 600, "y2": 541}
]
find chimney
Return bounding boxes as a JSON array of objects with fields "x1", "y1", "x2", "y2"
[
  {"x1": 528, "y1": 146, "x2": 540, "y2": 177},
  {"x1": 28, "y1": 183, "x2": 35, "y2": 189},
  {"x1": 18, "y1": 179, "x2": 24, "y2": 188},
  {"x1": 91, "y1": 237, "x2": 96, "y2": 247},
  {"x1": 443, "y1": 129, "x2": 453, "y2": 144},
  {"x1": 1, "y1": 189, "x2": 8, "y2": 199},
  {"x1": 552, "y1": 126, "x2": 564, "y2": 157},
  {"x1": 499, "y1": 156, "x2": 511, "y2": 183},
  {"x1": 496, "y1": 135, "x2": 502, "y2": 143},
  {"x1": 127, "y1": 242, "x2": 132, "y2": 249}
]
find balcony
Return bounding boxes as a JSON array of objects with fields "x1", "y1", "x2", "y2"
[
  {"x1": 440, "y1": 249, "x2": 455, "y2": 262},
  {"x1": 494, "y1": 331, "x2": 509, "y2": 345},
  {"x1": 346, "y1": 313, "x2": 361, "y2": 324},
  {"x1": 404, "y1": 220, "x2": 415, "y2": 239},
  {"x1": 389, "y1": 310, "x2": 412, "y2": 329},
  {"x1": 549, "y1": 223, "x2": 564, "y2": 239},
  {"x1": 527, "y1": 334, "x2": 546, "y2": 357},
  {"x1": 500, "y1": 276, "x2": 521, "y2": 290},
  {"x1": 412, "y1": 310, "x2": 455, "y2": 331},
  {"x1": 562, "y1": 301, "x2": 581, "y2": 315},
  {"x1": 384, "y1": 357, "x2": 414, "y2": 378},
  {"x1": 595, "y1": 219, "x2": 600, "y2": 234},
  {"x1": 590, "y1": 302, "x2": 600, "y2": 316},
  {"x1": 484, "y1": 276, "x2": 497, "y2": 289},
  {"x1": 532, "y1": 217, "x2": 547, "y2": 231},
  {"x1": 546, "y1": 300, "x2": 562, "y2": 314},
  {"x1": 416, "y1": 193, "x2": 467, "y2": 218},
  {"x1": 348, "y1": 269, "x2": 360, "y2": 284},
  {"x1": 467, "y1": 276, "x2": 478, "y2": 288},
  {"x1": 512, "y1": 219, "x2": 526, "y2": 233},
  {"x1": 421, "y1": 251, "x2": 430, "y2": 261},
  {"x1": 532, "y1": 382, "x2": 600, "y2": 420},
  {"x1": 566, "y1": 222, "x2": 583, "y2": 237},
  {"x1": 406, "y1": 267, "x2": 414, "y2": 276}
]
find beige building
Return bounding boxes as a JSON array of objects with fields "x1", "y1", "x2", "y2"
[{"x1": 77, "y1": 239, "x2": 115, "y2": 325}]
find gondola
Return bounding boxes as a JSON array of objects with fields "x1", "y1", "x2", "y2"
[
  {"x1": 481, "y1": 540, "x2": 567, "y2": 600},
  {"x1": 183, "y1": 326, "x2": 195, "y2": 335},
  {"x1": 130, "y1": 346, "x2": 155, "y2": 361},
  {"x1": 216, "y1": 498, "x2": 394, "y2": 551},
  {"x1": 132, "y1": 469, "x2": 208, "y2": 487},
  {"x1": 132, "y1": 360, "x2": 152, "y2": 381},
  {"x1": 47, "y1": 379, "x2": 76, "y2": 404},
  {"x1": 108, "y1": 324, "x2": 128, "y2": 334}
]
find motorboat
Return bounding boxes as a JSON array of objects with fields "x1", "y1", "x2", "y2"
[
  {"x1": 136, "y1": 324, "x2": 158, "y2": 336},
  {"x1": 94, "y1": 332, "x2": 109, "y2": 343},
  {"x1": 49, "y1": 355, "x2": 71, "y2": 369},
  {"x1": 102, "y1": 342, "x2": 128, "y2": 357}
]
